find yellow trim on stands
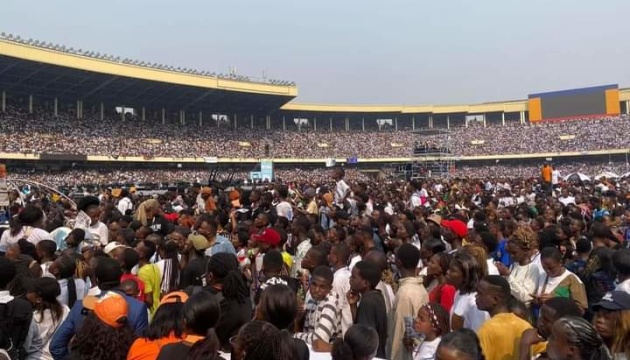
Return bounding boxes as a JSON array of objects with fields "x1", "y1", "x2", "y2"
[
  {"x1": 281, "y1": 101, "x2": 529, "y2": 114},
  {"x1": 0, "y1": 40, "x2": 297, "y2": 96}
]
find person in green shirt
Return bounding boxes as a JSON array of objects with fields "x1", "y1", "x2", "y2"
[{"x1": 135, "y1": 240, "x2": 161, "y2": 314}]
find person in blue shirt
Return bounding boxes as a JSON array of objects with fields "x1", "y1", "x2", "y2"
[{"x1": 49, "y1": 257, "x2": 149, "y2": 359}]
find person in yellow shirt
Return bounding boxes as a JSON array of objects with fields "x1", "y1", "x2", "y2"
[
  {"x1": 135, "y1": 240, "x2": 161, "y2": 315},
  {"x1": 476, "y1": 275, "x2": 532, "y2": 360}
]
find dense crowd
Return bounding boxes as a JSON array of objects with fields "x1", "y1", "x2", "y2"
[
  {"x1": 1, "y1": 105, "x2": 630, "y2": 159},
  {"x1": 1, "y1": 167, "x2": 630, "y2": 360}
]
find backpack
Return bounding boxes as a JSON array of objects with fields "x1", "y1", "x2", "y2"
[{"x1": 0, "y1": 298, "x2": 33, "y2": 360}]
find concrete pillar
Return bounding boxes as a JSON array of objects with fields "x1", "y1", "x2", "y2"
[
  {"x1": 429, "y1": 115, "x2": 434, "y2": 128},
  {"x1": 447, "y1": 115, "x2": 450, "y2": 129},
  {"x1": 29, "y1": 95, "x2": 33, "y2": 114},
  {"x1": 181, "y1": 110, "x2": 186, "y2": 125},
  {"x1": 501, "y1": 112, "x2": 505, "y2": 126},
  {"x1": 250, "y1": 115, "x2": 254, "y2": 129},
  {"x1": 394, "y1": 117, "x2": 398, "y2": 131},
  {"x1": 266, "y1": 115, "x2": 271, "y2": 130},
  {"x1": 626, "y1": 100, "x2": 630, "y2": 115},
  {"x1": 362, "y1": 117, "x2": 365, "y2": 131},
  {"x1": 141, "y1": 107, "x2": 146, "y2": 121},
  {"x1": 199, "y1": 111, "x2": 203, "y2": 127},
  {"x1": 412, "y1": 116, "x2": 415, "y2": 130},
  {"x1": 121, "y1": 105, "x2": 125, "y2": 121},
  {"x1": 329, "y1": 117, "x2": 332, "y2": 131},
  {"x1": 53, "y1": 97, "x2": 58, "y2": 117},
  {"x1": 520, "y1": 111, "x2": 525, "y2": 124},
  {"x1": 345, "y1": 117, "x2": 349, "y2": 131},
  {"x1": 314, "y1": 117, "x2": 317, "y2": 131},
  {"x1": 99, "y1": 102, "x2": 104, "y2": 121},
  {"x1": 161, "y1": 108, "x2": 166, "y2": 125},
  {"x1": 483, "y1": 115, "x2": 487, "y2": 127},
  {"x1": 1, "y1": 91, "x2": 5, "y2": 112},
  {"x1": 282, "y1": 116, "x2": 286, "y2": 131}
]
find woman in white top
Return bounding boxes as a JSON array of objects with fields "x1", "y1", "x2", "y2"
[
  {"x1": 0, "y1": 205, "x2": 50, "y2": 253},
  {"x1": 26, "y1": 277, "x2": 71, "y2": 360},
  {"x1": 496, "y1": 227, "x2": 540, "y2": 306},
  {"x1": 447, "y1": 252, "x2": 490, "y2": 332}
]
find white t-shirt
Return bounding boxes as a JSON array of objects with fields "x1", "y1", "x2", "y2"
[
  {"x1": 332, "y1": 267, "x2": 353, "y2": 335},
  {"x1": 552, "y1": 170, "x2": 560, "y2": 185},
  {"x1": 275, "y1": 201, "x2": 293, "y2": 221},
  {"x1": 57, "y1": 278, "x2": 88, "y2": 307},
  {"x1": 451, "y1": 291, "x2": 490, "y2": 332},
  {"x1": 335, "y1": 180, "x2": 351, "y2": 206},
  {"x1": 0, "y1": 226, "x2": 50, "y2": 252},
  {"x1": 117, "y1": 197, "x2": 133, "y2": 215},
  {"x1": 414, "y1": 337, "x2": 441, "y2": 360},
  {"x1": 34, "y1": 306, "x2": 71, "y2": 360},
  {"x1": 89, "y1": 221, "x2": 109, "y2": 246},
  {"x1": 559, "y1": 196, "x2": 576, "y2": 206}
]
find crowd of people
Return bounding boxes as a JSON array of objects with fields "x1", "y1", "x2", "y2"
[
  {"x1": 1, "y1": 166, "x2": 630, "y2": 360},
  {"x1": 1, "y1": 104, "x2": 630, "y2": 159}
]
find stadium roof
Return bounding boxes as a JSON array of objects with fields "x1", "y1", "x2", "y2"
[{"x1": 0, "y1": 38, "x2": 297, "y2": 114}]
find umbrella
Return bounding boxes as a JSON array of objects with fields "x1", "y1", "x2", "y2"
[
  {"x1": 594, "y1": 171, "x2": 619, "y2": 181},
  {"x1": 564, "y1": 173, "x2": 591, "y2": 182}
]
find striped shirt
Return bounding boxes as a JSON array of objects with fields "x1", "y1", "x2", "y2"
[{"x1": 295, "y1": 290, "x2": 342, "y2": 345}]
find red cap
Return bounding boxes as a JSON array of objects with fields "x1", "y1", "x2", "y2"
[
  {"x1": 441, "y1": 219, "x2": 468, "y2": 238},
  {"x1": 253, "y1": 228, "x2": 281, "y2": 246}
]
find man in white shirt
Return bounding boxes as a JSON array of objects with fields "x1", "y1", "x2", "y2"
[
  {"x1": 332, "y1": 167, "x2": 350, "y2": 208},
  {"x1": 86, "y1": 205, "x2": 108, "y2": 246},
  {"x1": 116, "y1": 189, "x2": 133, "y2": 215},
  {"x1": 558, "y1": 188, "x2": 576, "y2": 207},
  {"x1": 275, "y1": 185, "x2": 293, "y2": 221},
  {"x1": 552, "y1": 168, "x2": 561, "y2": 189},
  {"x1": 328, "y1": 242, "x2": 353, "y2": 335}
]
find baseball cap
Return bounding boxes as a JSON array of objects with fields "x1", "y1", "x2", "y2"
[
  {"x1": 442, "y1": 219, "x2": 468, "y2": 238},
  {"x1": 188, "y1": 233, "x2": 211, "y2": 251},
  {"x1": 253, "y1": 228, "x2": 281, "y2": 247},
  {"x1": 159, "y1": 291, "x2": 189, "y2": 307},
  {"x1": 82, "y1": 291, "x2": 129, "y2": 328},
  {"x1": 593, "y1": 291, "x2": 630, "y2": 311},
  {"x1": 426, "y1": 214, "x2": 443, "y2": 227},
  {"x1": 25, "y1": 277, "x2": 61, "y2": 302}
]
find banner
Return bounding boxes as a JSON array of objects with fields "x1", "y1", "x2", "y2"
[
  {"x1": 204, "y1": 157, "x2": 218, "y2": 163},
  {"x1": 0, "y1": 164, "x2": 7, "y2": 206},
  {"x1": 260, "y1": 161, "x2": 273, "y2": 181}
]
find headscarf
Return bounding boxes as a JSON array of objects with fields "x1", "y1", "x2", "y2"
[{"x1": 135, "y1": 199, "x2": 160, "y2": 226}]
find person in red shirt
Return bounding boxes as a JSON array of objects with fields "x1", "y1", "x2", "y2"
[
  {"x1": 427, "y1": 252, "x2": 456, "y2": 313},
  {"x1": 119, "y1": 247, "x2": 146, "y2": 302}
]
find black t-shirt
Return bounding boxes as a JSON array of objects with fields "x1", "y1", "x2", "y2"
[
  {"x1": 355, "y1": 290, "x2": 387, "y2": 358},
  {"x1": 179, "y1": 257, "x2": 208, "y2": 289},
  {"x1": 156, "y1": 342, "x2": 192, "y2": 360},
  {"x1": 148, "y1": 215, "x2": 173, "y2": 237},
  {"x1": 200, "y1": 286, "x2": 253, "y2": 351}
]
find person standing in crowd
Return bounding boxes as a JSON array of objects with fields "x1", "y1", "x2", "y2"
[
  {"x1": 331, "y1": 324, "x2": 379, "y2": 360},
  {"x1": 519, "y1": 297, "x2": 583, "y2": 360},
  {"x1": 127, "y1": 291, "x2": 187, "y2": 360},
  {"x1": 295, "y1": 265, "x2": 342, "y2": 352},
  {"x1": 155, "y1": 240, "x2": 181, "y2": 295},
  {"x1": 196, "y1": 215, "x2": 236, "y2": 257},
  {"x1": 117, "y1": 189, "x2": 134, "y2": 216},
  {"x1": 85, "y1": 203, "x2": 108, "y2": 246},
  {"x1": 546, "y1": 316, "x2": 612, "y2": 360},
  {"x1": 447, "y1": 252, "x2": 489, "y2": 331},
  {"x1": 25, "y1": 277, "x2": 71, "y2": 360},
  {"x1": 363, "y1": 250, "x2": 396, "y2": 315},
  {"x1": 48, "y1": 255, "x2": 87, "y2": 309},
  {"x1": 405, "y1": 302, "x2": 450, "y2": 360},
  {"x1": 0, "y1": 257, "x2": 36, "y2": 360},
  {"x1": 231, "y1": 320, "x2": 299, "y2": 360},
  {"x1": 591, "y1": 291, "x2": 630, "y2": 359},
  {"x1": 498, "y1": 227, "x2": 540, "y2": 307},
  {"x1": 275, "y1": 186, "x2": 294, "y2": 221},
  {"x1": 388, "y1": 243, "x2": 428, "y2": 360},
  {"x1": 156, "y1": 292, "x2": 222, "y2": 359},
  {"x1": 475, "y1": 275, "x2": 532, "y2": 360},
  {"x1": 347, "y1": 260, "x2": 387, "y2": 359},
  {"x1": 119, "y1": 247, "x2": 146, "y2": 302},
  {"x1": 435, "y1": 328, "x2": 485, "y2": 360},
  {"x1": 256, "y1": 250, "x2": 298, "y2": 303},
  {"x1": 135, "y1": 240, "x2": 161, "y2": 314},
  {"x1": 50, "y1": 257, "x2": 149, "y2": 359},
  {"x1": 329, "y1": 242, "x2": 353, "y2": 335},
  {"x1": 613, "y1": 249, "x2": 630, "y2": 294},
  {"x1": 426, "y1": 252, "x2": 456, "y2": 313},
  {"x1": 179, "y1": 233, "x2": 210, "y2": 289},
  {"x1": 333, "y1": 167, "x2": 351, "y2": 208},
  {"x1": 534, "y1": 247, "x2": 588, "y2": 314},
  {"x1": 66, "y1": 292, "x2": 135, "y2": 360},
  {"x1": 0, "y1": 205, "x2": 50, "y2": 252},
  {"x1": 541, "y1": 163, "x2": 552, "y2": 194}
]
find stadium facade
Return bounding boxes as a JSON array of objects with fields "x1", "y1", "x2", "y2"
[{"x1": 1, "y1": 35, "x2": 630, "y2": 180}]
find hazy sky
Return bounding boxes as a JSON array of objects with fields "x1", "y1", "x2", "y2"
[{"x1": 2, "y1": 0, "x2": 629, "y2": 105}]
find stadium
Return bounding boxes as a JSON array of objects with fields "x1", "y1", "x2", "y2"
[{"x1": 1, "y1": 33, "x2": 630, "y2": 190}]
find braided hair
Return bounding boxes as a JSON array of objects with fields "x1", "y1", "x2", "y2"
[
  {"x1": 553, "y1": 316, "x2": 612, "y2": 360},
  {"x1": 423, "y1": 302, "x2": 451, "y2": 336},
  {"x1": 235, "y1": 320, "x2": 296, "y2": 360},
  {"x1": 206, "y1": 253, "x2": 248, "y2": 304}
]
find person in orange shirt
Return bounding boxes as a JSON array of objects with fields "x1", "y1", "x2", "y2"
[
  {"x1": 127, "y1": 291, "x2": 188, "y2": 360},
  {"x1": 541, "y1": 163, "x2": 552, "y2": 194}
]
